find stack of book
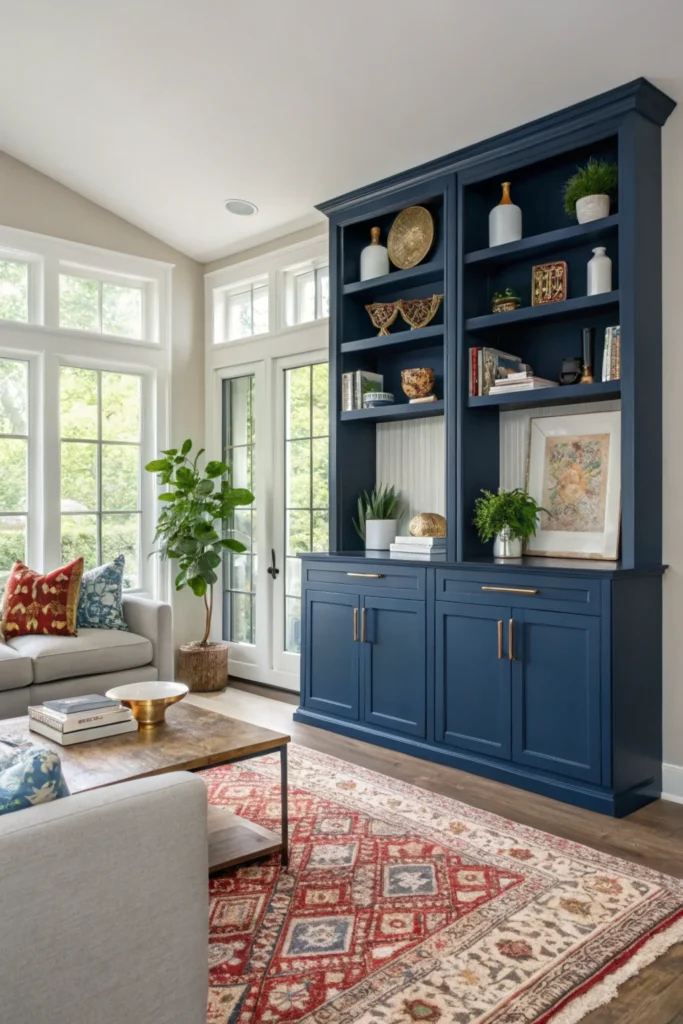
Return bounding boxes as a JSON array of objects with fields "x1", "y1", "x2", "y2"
[
  {"x1": 492, "y1": 371, "x2": 557, "y2": 394},
  {"x1": 341, "y1": 370, "x2": 383, "y2": 410},
  {"x1": 28, "y1": 694, "x2": 138, "y2": 746},
  {"x1": 469, "y1": 347, "x2": 529, "y2": 396},
  {"x1": 602, "y1": 325, "x2": 620, "y2": 381},
  {"x1": 390, "y1": 535, "x2": 447, "y2": 556}
]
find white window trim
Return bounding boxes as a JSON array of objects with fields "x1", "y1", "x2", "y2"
[{"x1": 0, "y1": 225, "x2": 172, "y2": 598}]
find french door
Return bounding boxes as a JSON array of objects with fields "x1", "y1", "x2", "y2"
[{"x1": 217, "y1": 349, "x2": 328, "y2": 691}]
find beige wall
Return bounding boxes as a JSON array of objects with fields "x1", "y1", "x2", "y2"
[{"x1": 0, "y1": 151, "x2": 205, "y2": 648}]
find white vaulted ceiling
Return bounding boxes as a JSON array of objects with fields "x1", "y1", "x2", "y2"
[{"x1": 1, "y1": 0, "x2": 682, "y2": 261}]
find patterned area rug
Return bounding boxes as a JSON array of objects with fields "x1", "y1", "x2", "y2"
[{"x1": 203, "y1": 745, "x2": 683, "y2": 1024}]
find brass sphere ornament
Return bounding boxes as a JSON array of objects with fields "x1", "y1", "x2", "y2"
[{"x1": 409, "y1": 513, "x2": 447, "y2": 538}]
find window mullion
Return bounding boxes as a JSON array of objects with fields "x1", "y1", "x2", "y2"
[{"x1": 97, "y1": 370, "x2": 103, "y2": 564}]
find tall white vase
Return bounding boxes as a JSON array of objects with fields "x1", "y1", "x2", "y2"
[
  {"x1": 587, "y1": 246, "x2": 612, "y2": 295},
  {"x1": 488, "y1": 181, "x2": 522, "y2": 247},
  {"x1": 360, "y1": 226, "x2": 390, "y2": 281},
  {"x1": 365, "y1": 519, "x2": 396, "y2": 551}
]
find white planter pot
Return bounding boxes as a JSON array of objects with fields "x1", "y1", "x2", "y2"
[
  {"x1": 575, "y1": 194, "x2": 610, "y2": 224},
  {"x1": 587, "y1": 246, "x2": 612, "y2": 295},
  {"x1": 365, "y1": 519, "x2": 397, "y2": 551},
  {"x1": 493, "y1": 527, "x2": 523, "y2": 559}
]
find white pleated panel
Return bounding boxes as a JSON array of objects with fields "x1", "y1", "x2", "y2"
[
  {"x1": 499, "y1": 399, "x2": 622, "y2": 489},
  {"x1": 376, "y1": 415, "x2": 446, "y2": 528}
]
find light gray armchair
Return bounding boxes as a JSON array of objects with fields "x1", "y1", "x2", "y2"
[{"x1": 0, "y1": 772, "x2": 208, "y2": 1023}]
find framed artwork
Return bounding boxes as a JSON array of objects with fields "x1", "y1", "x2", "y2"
[
  {"x1": 525, "y1": 410, "x2": 621, "y2": 559},
  {"x1": 531, "y1": 261, "x2": 567, "y2": 305}
]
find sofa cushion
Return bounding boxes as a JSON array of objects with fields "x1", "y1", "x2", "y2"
[
  {"x1": 77, "y1": 555, "x2": 129, "y2": 631},
  {"x1": 7, "y1": 629, "x2": 153, "y2": 684},
  {"x1": 0, "y1": 740, "x2": 69, "y2": 815},
  {"x1": 0, "y1": 644, "x2": 33, "y2": 692},
  {"x1": 2, "y1": 558, "x2": 83, "y2": 639}
]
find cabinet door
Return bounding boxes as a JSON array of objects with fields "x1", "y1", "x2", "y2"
[
  {"x1": 435, "y1": 601, "x2": 511, "y2": 759},
  {"x1": 303, "y1": 590, "x2": 360, "y2": 720},
  {"x1": 511, "y1": 609, "x2": 601, "y2": 783},
  {"x1": 362, "y1": 595, "x2": 426, "y2": 737}
]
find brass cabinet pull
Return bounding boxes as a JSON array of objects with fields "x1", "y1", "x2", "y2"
[
  {"x1": 347, "y1": 572, "x2": 384, "y2": 578},
  {"x1": 482, "y1": 585, "x2": 538, "y2": 595},
  {"x1": 497, "y1": 620, "x2": 503, "y2": 659},
  {"x1": 509, "y1": 618, "x2": 515, "y2": 661},
  {"x1": 353, "y1": 607, "x2": 359, "y2": 642},
  {"x1": 361, "y1": 607, "x2": 367, "y2": 643}
]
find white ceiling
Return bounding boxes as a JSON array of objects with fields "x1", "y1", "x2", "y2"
[{"x1": 1, "y1": 0, "x2": 682, "y2": 263}]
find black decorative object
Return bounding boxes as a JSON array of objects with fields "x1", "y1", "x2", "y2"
[
  {"x1": 581, "y1": 327, "x2": 595, "y2": 383},
  {"x1": 559, "y1": 357, "x2": 583, "y2": 385}
]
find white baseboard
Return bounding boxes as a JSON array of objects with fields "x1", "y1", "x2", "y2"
[{"x1": 662, "y1": 763, "x2": 683, "y2": 804}]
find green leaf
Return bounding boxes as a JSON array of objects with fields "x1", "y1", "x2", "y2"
[
  {"x1": 193, "y1": 521, "x2": 219, "y2": 542},
  {"x1": 161, "y1": 449, "x2": 178, "y2": 457},
  {"x1": 177, "y1": 536, "x2": 201, "y2": 555},
  {"x1": 187, "y1": 575, "x2": 207, "y2": 598},
  {"x1": 222, "y1": 487, "x2": 255, "y2": 506},
  {"x1": 219, "y1": 538, "x2": 247, "y2": 552},
  {"x1": 174, "y1": 570, "x2": 187, "y2": 590},
  {"x1": 181, "y1": 439, "x2": 192, "y2": 455},
  {"x1": 145, "y1": 458, "x2": 171, "y2": 473},
  {"x1": 158, "y1": 492, "x2": 176, "y2": 502},
  {"x1": 205, "y1": 460, "x2": 229, "y2": 479},
  {"x1": 198, "y1": 567, "x2": 218, "y2": 586},
  {"x1": 196, "y1": 479, "x2": 214, "y2": 496},
  {"x1": 176, "y1": 466, "x2": 195, "y2": 488},
  {"x1": 199, "y1": 550, "x2": 221, "y2": 570}
]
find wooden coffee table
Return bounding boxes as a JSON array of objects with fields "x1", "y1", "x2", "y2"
[{"x1": 2, "y1": 702, "x2": 290, "y2": 872}]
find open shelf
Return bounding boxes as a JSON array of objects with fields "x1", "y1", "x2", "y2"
[
  {"x1": 468, "y1": 379, "x2": 620, "y2": 410},
  {"x1": 341, "y1": 324, "x2": 444, "y2": 355},
  {"x1": 343, "y1": 259, "x2": 444, "y2": 298},
  {"x1": 465, "y1": 290, "x2": 620, "y2": 331},
  {"x1": 464, "y1": 215, "x2": 619, "y2": 266},
  {"x1": 341, "y1": 399, "x2": 445, "y2": 423}
]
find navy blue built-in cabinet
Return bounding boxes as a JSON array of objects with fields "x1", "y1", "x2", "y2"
[{"x1": 294, "y1": 80, "x2": 675, "y2": 817}]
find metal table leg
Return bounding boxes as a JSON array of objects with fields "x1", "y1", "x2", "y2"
[{"x1": 280, "y1": 744, "x2": 289, "y2": 867}]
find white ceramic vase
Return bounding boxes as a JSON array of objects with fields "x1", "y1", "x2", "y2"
[
  {"x1": 365, "y1": 519, "x2": 397, "y2": 551},
  {"x1": 360, "y1": 226, "x2": 390, "y2": 281},
  {"x1": 587, "y1": 246, "x2": 612, "y2": 295},
  {"x1": 489, "y1": 181, "x2": 522, "y2": 247},
  {"x1": 493, "y1": 527, "x2": 523, "y2": 559},
  {"x1": 575, "y1": 194, "x2": 610, "y2": 224}
]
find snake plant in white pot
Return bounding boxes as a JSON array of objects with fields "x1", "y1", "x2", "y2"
[{"x1": 353, "y1": 484, "x2": 401, "y2": 550}]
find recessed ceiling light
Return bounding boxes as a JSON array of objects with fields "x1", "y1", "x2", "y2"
[{"x1": 225, "y1": 198, "x2": 258, "y2": 216}]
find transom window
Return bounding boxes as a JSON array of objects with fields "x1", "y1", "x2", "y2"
[
  {"x1": 224, "y1": 278, "x2": 269, "y2": 342},
  {"x1": 60, "y1": 367, "x2": 142, "y2": 587},
  {"x1": 0, "y1": 358, "x2": 28, "y2": 582},
  {"x1": 284, "y1": 262, "x2": 329, "y2": 326},
  {"x1": 59, "y1": 273, "x2": 144, "y2": 340},
  {"x1": 0, "y1": 260, "x2": 29, "y2": 324}
]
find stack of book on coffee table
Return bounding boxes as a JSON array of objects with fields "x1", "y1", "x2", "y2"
[{"x1": 28, "y1": 694, "x2": 138, "y2": 745}]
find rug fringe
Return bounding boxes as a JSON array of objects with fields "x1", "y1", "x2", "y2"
[{"x1": 549, "y1": 916, "x2": 683, "y2": 1024}]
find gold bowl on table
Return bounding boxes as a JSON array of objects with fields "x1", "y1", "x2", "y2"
[{"x1": 105, "y1": 681, "x2": 189, "y2": 729}]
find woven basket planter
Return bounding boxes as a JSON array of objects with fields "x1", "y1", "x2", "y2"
[{"x1": 177, "y1": 641, "x2": 229, "y2": 693}]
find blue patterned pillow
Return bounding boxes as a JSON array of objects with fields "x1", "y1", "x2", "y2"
[
  {"x1": 0, "y1": 740, "x2": 70, "y2": 815},
  {"x1": 77, "y1": 554, "x2": 129, "y2": 630}
]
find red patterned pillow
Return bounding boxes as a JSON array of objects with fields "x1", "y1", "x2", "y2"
[{"x1": 2, "y1": 559, "x2": 84, "y2": 639}]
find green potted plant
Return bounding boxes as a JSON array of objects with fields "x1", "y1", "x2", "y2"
[
  {"x1": 563, "y1": 158, "x2": 618, "y2": 223},
  {"x1": 353, "y1": 484, "x2": 401, "y2": 550},
  {"x1": 146, "y1": 440, "x2": 254, "y2": 692},
  {"x1": 473, "y1": 488, "x2": 547, "y2": 558}
]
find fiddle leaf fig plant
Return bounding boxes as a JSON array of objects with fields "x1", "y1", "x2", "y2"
[
  {"x1": 473, "y1": 488, "x2": 547, "y2": 543},
  {"x1": 146, "y1": 439, "x2": 254, "y2": 645}
]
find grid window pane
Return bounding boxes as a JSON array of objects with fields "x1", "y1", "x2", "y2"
[
  {"x1": 0, "y1": 438, "x2": 27, "y2": 513},
  {"x1": 223, "y1": 375, "x2": 256, "y2": 644},
  {"x1": 295, "y1": 270, "x2": 316, "y2": 324},
  {"x1": 286, "y1": 365, "x2": 311, "y2": 440},
  {"x1": 285, "y1": 597, "x2": 302, "y2": 654},
  {"x1": 252, "y1": 284, "x2": 269, "y2": 335},
  {"x1": 224, "y1": 280, "x2": 269, "y2": 342},
  {"x1": 285, "y1": 263, "x2": 329, "y2": 326},
  {"x1": 0, "y1": 515, "x2": 26, "y2": 585},
  {"x1": 317, "y1": 266, "x2": 330, "y2": 319},
  {"x1": 59, "y1": 367, "x2": 142, "y2": 587},
  {"x1": 0, "y1": 358, "x2": 28, "y2": 435},
  {"x1": 0, "y1": 359, "x2": 29, "y2": 582},
  {"x1": 0, "y1": 260, "x2": 28, "y2": 323},
  {"x1": 59, "y1": 275, "x2": 100, "y2": 332},
  {"x1": 102, "y1": 283, "x2": 143, "y2": 339}
]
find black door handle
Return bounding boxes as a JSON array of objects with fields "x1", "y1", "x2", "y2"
[{"x1": 267, "y1": 548, "x2": 280, "y2": 579}]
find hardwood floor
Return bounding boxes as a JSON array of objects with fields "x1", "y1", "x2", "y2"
[{"x1": 188, "y1": 680, "x2": 683, "y2": 1024}]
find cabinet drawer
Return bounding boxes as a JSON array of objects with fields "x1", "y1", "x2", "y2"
[
  {"x1": 435, "y1": 569, "x2": 602, "y2": 615},
  {"x1": 303, "y1": 560, "x2": 426, "y2": 598}
]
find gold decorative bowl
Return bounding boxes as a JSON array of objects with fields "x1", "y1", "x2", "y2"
[
  {"x1": 401, "y1": 367, "x2": 435, "y2": 399},
  {"x1": 105, "y1": 681, "x2": 189, "y2": 729},
  {"x1": 399, "y1": 294, "x2": 443, "y2": 330},
  {"x1": 365, "y1": 301, "x2": 400, "y2": 336}
]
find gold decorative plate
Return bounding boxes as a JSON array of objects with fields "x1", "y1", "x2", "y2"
[{"x1": 387, "y1": 206, "x2": 435, "y2": 269}]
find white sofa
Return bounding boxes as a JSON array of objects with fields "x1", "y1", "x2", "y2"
[
  {"x1": 0, "y1": 595, "x2": 173, "y2": 719},
  {"x1": 0, "y1": 771, "x2": 209, "y2": 1024}
]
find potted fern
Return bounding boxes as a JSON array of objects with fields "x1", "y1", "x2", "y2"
[
  {"x1": 353, "y1": 484, "x2": 400, "y2": 550},
  {"x1": 473, "y1": 488, "x2": 546, "y2": 558},
  {"x1": 563, "y1": 158, "x2": 618, "y2": 224},
  {"x1": 146, "y1": 440, "x2": 254, "y2": 692}
]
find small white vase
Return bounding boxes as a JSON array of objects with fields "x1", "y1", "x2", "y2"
[
  {"x1": 489, "y1": 182, "x2": 522, "y2": 247},
  {"x1": 493, "y1": 527, "x2": 523, "y2": 559},
  {"x1": 360, "y1": 226, "x2": 389, "y2": 281},
  {"x1": 587, "y1": 246, "x2": 612, "y2": 295},
  {"x1": 365, "y1": 519, "x2": 397, "y2": 551},
  {"x1": 575, "y1": 194, "x2": 610, "y2": 224}
]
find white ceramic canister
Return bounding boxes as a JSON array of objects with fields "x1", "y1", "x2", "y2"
[
  {"x1": 488, "y1": 181, "x2": 522, "y2": 247},
  {"x1": 360, "y1": 226, "x2": 390, "y2": 281},
  {"x1": 587, "y1": 246, "x2": 612, "y2": 295}
]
